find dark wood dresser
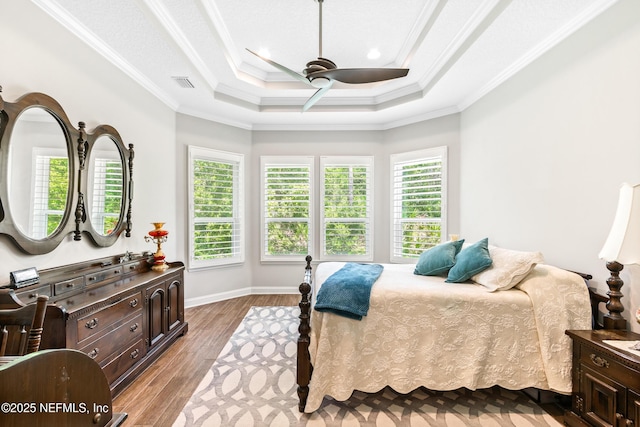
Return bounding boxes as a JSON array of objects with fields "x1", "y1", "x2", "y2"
[
  {"x1": 565, "y1": 329, "x2": 640, "y2": 427},
  {"x1": 2, "y1": 253, "x2": 188, "y2": 397}
]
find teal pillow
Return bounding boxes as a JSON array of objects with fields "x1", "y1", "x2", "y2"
[
  {"x1": 446, "y1": 238, "x2": 492, "y2": 283},
  {"x1": 414, "y1": 239, "x2": 465, "y2": 276}
]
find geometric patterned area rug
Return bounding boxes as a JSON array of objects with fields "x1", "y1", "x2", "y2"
[{"x1": 173, "y1": 306, "x2": 562, "y2": 427}]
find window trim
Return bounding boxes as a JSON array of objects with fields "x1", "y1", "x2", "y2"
[
  {"x1": 319, "y1": 155, "x2": 374, "y2": 262},
  {"x1": 260, "y1": 156, "x2": 314, "y2": 262},
  {"x1": 187, "y1": 146, "x2": 245, "y2": 270},
  {"x1": 390, "y1": 146, "x2": 447, "y2": 263}
]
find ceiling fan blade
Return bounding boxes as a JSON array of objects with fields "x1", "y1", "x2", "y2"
[
  {"x1": 302, "y1": 80, "x2": 334, "y2": 112},
  {"x1": 312, "y1": 68, "x2": 409, "y2": 84},
  {"x1": 246, "y1": 49, "x2": 311, "y2": 85}
]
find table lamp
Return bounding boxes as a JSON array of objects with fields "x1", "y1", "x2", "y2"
[{"x1": 598, "y1": 183, "x2": 640, "y2": 329}]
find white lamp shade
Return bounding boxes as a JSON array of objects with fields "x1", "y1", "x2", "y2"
[{"x1": 599, "y1": 183, "x2": 640, "y2": 264}]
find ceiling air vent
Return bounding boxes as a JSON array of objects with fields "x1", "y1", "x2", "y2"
[{"x1": 171, "y1": 76, "x2": 195, "y2": 88}]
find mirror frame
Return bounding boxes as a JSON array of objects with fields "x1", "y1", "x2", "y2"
[
  {"x1": 0, "y1": 87, "x2": 133, "y2": 254},
  {"x1": 79, "y1": 124, "x2": 133, "y2": 247}
]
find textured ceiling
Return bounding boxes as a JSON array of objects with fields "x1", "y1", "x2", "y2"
[{"x1": 32, "y1": 0, "x2": 620, "y2": 130}]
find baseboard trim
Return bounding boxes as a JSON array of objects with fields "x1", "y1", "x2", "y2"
[{"x1": 185, "y1": 286, "x2": 299, "y2": 308}]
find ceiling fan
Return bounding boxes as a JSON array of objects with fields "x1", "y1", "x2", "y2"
[{"x1": 247, "y1": 0, "x2": 409, "y2": 112}]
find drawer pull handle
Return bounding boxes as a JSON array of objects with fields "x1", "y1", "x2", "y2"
[
  {"x1": 590, "y1": 353, "x2": 610, "y2": 368},
  {"x1": 66, "y1": 283, "x2": 74, "y2": 288},
  {"x1": 88, "y1": 276, "x2": 96, "y2": 282},
  {"x1": 130, "y1": 299, "x2": 139, "y2": 308},
  {"x1": 28, "y1": 293, "x2": 38, "y2": 299},
  {"x1": 130, "y1": 323, "x2": 139, "y2": 332},
  {"x1": 130, "y1": 349, "x2": 140, "y2": 359},
  {"x1": 88, "y1": 348, "x2": 99, "y2": 359},
  {"x1": 85, "y1": 318, "x2": 99, "y2": 329}
]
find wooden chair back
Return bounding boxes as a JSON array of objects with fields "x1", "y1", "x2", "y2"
[{"x1": 0, "y1": 290, "x2": 48, "y2": 356}]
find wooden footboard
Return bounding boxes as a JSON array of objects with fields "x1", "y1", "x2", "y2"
[{"x1": 297, "y1": 255, "x2": 313, "y2": 412}]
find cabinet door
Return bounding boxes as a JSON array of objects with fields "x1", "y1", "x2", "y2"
[
  {"x1": 582, "y1": 366, "x2": 626, "y2": 427},
  {"x1": 166, "y1": 277, "x2": 184, "y2": 333},
  {"x1": 145, "y1": 281, "x2": 167, "y2": 347},
  {"x1": 629, "y1": 390, "x2": 640, "y2": 427}
]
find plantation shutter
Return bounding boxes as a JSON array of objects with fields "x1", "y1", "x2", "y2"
[
  {"x1": 261, "y1": 156, "x2": 313, "y2": 261},
  {"x1": 188, "y1": 147, "x2": 244, "y2": 269},
  {"x1": 90, "y1": 158, "x2": 124, "y2": 235},
  {"x1": 320, "y1": 156, "x2": 373, "y2": 261},
  {"x1": 391, "y1": 147, "x2": 447, "y2": 262}
]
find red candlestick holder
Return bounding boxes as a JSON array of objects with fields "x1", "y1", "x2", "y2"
[{"x1": 145, "y1": 222, "x2": 169, "y2": 271}]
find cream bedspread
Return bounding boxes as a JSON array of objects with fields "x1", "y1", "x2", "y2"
[{"x1": 305, "y1": 262, "x2": 591, "y2": 412}]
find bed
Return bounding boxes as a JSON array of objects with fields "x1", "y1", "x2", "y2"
[{"x1": 296, "y1": 246, "x2": 594, "y2": 413}]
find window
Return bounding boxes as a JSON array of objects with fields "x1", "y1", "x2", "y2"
[
  {"x1": 260, "y1": 156, "x2": 313, "y2": 262},
  {"x1": 390, "y1": 147, "x2": 447, "y2": 262},
  {"x1": 320, "y1": 156, "x2": 373, "y2": 261},
  {"x1": 188, "y1": 146, "x2": 244, "y2": 269},
  {"x1": 32, "y1": 152, "x2": 69, "y2": 239},
  {"x1": 89, "y1": 154, "x2": 123, "y2": 235}
]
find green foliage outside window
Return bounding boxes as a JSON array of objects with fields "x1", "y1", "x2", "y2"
[
  {"x1": 397, "y1": 159, "x2": 442, "y2": 257},
  {"x1": 323, "y1": 166, "x2": 368, "y2": 256},
  {"x1": 192, "y1": 159, "x2": 236, "y2": 260},
  {"x1": 265, "y1": 166, "x2": 310, "y2": 256},
  {"x1": 46, "y1": 157, "x2": 69, "y2": 235}
]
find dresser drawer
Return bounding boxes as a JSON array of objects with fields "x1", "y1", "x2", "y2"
[
  {"x1": 101, "y1": 339, "x2": 147, "y2": 385},
  {"x1": 76, "y1": 291, "x2": 143, "y2": 343},
  {"x1": 54, "y1": 276, "x2": 84, "y2": 296},
  {"x1": 580, "y1": 344, "x2": 640, "y2": 390},
  {"x1": 122, "y1": 260, "x2": 145, "y2": 275},
  {"x1": 85, "y1": 266, "x2": 124, "y2": 287},
  {"x1": 16, "y1": 285, "x2": 52, "y2": 303},
  {"x1": 80, "y1": 312, "x2": 143, "y2": 364}
]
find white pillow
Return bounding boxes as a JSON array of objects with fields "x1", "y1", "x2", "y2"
[{"x1": 471, "y1": 245, "x2": 544, "y2": 291}]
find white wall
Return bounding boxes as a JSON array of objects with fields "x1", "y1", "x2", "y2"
[
  {"x1": 0, "y1": 1, "x2": 177, "y2": 278},
  {"x1": 459, "y1": 0, "x2": 640, "y2": 331}
]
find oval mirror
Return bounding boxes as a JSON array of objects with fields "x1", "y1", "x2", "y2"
[
  {"x1": 7, "y1": 106, "x2": 70, "y2": 239},
  {"x1": 86, "y1": 134, "x2": 125, "y2": 237}
]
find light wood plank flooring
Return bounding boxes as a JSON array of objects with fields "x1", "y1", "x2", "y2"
[
  {"x1": 112, "y1": 294, "x2": 299, "y2": 427},
  {"x1": 112, "y1": 293, "x2": 564, "y2": 426}
]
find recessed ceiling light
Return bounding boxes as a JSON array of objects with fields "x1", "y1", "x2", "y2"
[
  {"x1": 258, "y1": 48, "x2": 271, "y2": 59},
  {"x1": 367, "y1": 48, "x2": 381, "y2": 60}
]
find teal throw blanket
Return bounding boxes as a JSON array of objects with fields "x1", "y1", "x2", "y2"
[{"x1": 314, "y1": 263, "x2": 384, "y2": 320}]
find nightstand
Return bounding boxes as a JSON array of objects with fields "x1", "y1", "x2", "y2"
[{"x1": 565, "y1": 329, "x2": 640, "y2": 427}]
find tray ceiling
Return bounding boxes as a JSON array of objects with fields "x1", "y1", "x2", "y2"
[{"x1": 33, "y1": 0, "x2": 620, "y2": 130}]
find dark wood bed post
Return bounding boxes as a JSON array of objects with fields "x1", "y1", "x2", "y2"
[
  {"x1": 297, "y1": 255, "x2": 313, "y2": 412},
  {"x1": 603, "y1": 261, "x2": 627, "y2": 329}
]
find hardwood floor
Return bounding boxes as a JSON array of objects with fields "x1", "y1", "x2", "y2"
[
  {"x1": 112, "y1": 294, "x2": 299, "y2": 426},
  {"x1": 112, "y1": 293, "x2": 566, "y2": 426}
]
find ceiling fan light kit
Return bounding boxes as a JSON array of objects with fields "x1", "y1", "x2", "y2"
[{"x1": 247, "y1": 0, "x2": 409, "y2": 111}]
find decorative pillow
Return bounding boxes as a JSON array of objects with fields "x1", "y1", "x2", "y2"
[
  {"x1": 414, "y1": 239, "x2": 465, "y2": 276},
  {"x1": 445, "y1": 238, "x2": 492, "y2": 283},
  {"x1": 472, "y1": 245, "x2": 544, "y2": 291}
]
